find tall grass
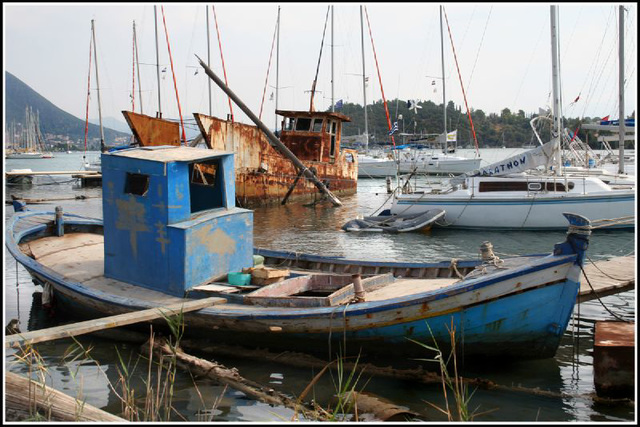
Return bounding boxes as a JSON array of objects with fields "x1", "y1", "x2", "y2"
[{"x1": 409, "y1": 320, "x2": 480, "y2": 421}]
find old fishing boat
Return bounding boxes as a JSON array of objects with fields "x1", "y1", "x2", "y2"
[
  {"x1": 193, "y1": 110, "x2": 358, "y2": 207},
  {"x1": 121, "y1": 109, "x2": 358, "y2": 209},
  {"x1": 6, "y1": 145, "x2": 593, "y2": 361}
]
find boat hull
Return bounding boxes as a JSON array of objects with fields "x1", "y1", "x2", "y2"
[
  {"x1": 393, "y1": 193, "x2": 634, "y2": 229},
  {"x1": 32, "y1": 255, "x2": 579, "y2": 361},
  {"x1": 7, "y1": 211, "x2": 583, "y2": 362},
  {"x1": 194, "y1": 113, "x2": 358, "y2": 208},
  {"x1": 398, "y1": 157, "x2": 482, "y2": 175}
]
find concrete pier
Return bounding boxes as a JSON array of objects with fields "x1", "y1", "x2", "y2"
[{"x1": 593, "y1": 321, "x2": 635, "y2": 399}]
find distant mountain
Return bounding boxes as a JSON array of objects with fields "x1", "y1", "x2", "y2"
[
  {"x1": 88, "y1": 116, "x2": 132, "y2": 134},
  {"x1": 5, "y1": 71, "x2": 130, "y2": 148}
]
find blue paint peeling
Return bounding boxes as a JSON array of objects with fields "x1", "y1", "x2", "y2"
[{"x1": 102, "y1": 147, "x2": 253, "y2": 296}]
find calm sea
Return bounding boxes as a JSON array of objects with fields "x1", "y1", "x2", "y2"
[{"x1": 4, "y1": 150, "x2": 636, "y2": 422}]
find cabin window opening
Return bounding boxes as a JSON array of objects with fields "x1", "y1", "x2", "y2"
[
  {"x1": 312, "y1": 118, "x2": 324, "y2": 132},
  {"x1": 189, "y1": 160, "x2": 224, "y2": 214},
  {"x1": 191, "y1": 162, "x2": 217, "y2": 187},
  {"x1": 295, "y1": 117, "x2": 312, "y2": 131},
  {"x1": 329, "y1": 120, "x2": 337, "y2": 158},
  {"x1": 543, "y1": 182, "x2": 569, "y2": 192},
  {"x1": 479, "y1": 181, "x2": 528, "y2": 192},
  {"x1": 125, "y1": 173, "x2": 150, "y2": 196},
  {"x1": 528, "y1": 182, "x2": 542, "y2": 191},
  {"x1": 283, "y1": 117, "x2": 294, "y2": 131}
]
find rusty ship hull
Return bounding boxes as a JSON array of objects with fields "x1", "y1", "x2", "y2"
[
  {"x1": 122, "y1": 111, "x2": 357, "y2": 208},
  {"x1": 194, "y1": 113, "x2": 357, "y2": 208}
]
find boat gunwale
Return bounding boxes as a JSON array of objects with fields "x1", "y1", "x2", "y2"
[{"x1": 7, "y1": 211, "x2": 579, "y2": 320}]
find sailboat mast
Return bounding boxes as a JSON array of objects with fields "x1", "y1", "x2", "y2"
[
  {"x1": 360, "y1": 5, "x2": 368, "y2": 150},
  {"x1": 618, "y1": 5, "x2": 625, "y2": 174},
  {"x1": 134, "y1": 21, "x2": 143, "y2": 114},
  {"x1": 331, "y1": 5, "x2": 334, "y2": 112},
  {"x1": 154, "y1": 6, "x2": 162, "y2": 118},
  {"x1": 275, "y1": 6, "x2": 280, "y2": 132},
  {"x1": 549, "y1": 6, "x2": 562, "y2": 173},
  {"x1": 206, "y1": 5, "x2": 212, "y2": 116},
  {"x1": 440, "y1": 5, "x2": 446, "y2": 136},
  {"x1": 91, "y1": 19, "x2": 105, "y2": 152}
]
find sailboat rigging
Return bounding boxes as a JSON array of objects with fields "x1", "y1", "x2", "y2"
[{"x1": 385, "y1": 5, "x2": 635, "y2": 230}]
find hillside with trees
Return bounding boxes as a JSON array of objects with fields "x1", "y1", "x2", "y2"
[{"x1": 336, "y1": 98, "x2": 627, "y2": 149}]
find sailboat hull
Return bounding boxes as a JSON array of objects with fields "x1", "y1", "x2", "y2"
[{"x1": 392, "y1": 176, "x2": 635, "y2": 229}]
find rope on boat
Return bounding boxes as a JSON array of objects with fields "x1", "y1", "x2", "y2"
[
  {"x1": 567, "y1": 216, "x2": 634, "y2": 234},
  {"x1": 449, "y1": 259, "x2": 465, "y2": 279}
]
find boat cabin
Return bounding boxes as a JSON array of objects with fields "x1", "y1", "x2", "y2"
[
  {"x1": 101, "y1": 146, "x2": 254, "y2": 297},
  {"x1": 277, "y1": 110, "x2": 351, "y2": 164}
]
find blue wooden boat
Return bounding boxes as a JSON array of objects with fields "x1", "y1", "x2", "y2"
[{"x1": 6, "y1": 146, "x2": 592, "y2": 361}]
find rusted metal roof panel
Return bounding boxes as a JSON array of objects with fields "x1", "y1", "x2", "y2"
[
  {"x1": 276, "y1": 109, "x2": 352, "y2": 122},
  {"x1": 122, "y1": 111, "x2": 181, "y2": 146}
]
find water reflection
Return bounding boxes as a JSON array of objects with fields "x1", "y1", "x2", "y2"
[{"x1": 4, "y1": 157, "x2": 635, "y2": 422}]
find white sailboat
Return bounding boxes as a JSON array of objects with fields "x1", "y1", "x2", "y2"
[
  {"x1": 6, "y1": 106, "x2": 53, "y2": 159},
  {"x1": 397, "y1": 6, "x2": 481, "y2": 176},
  {"x1": 388, "y1": 6, "x2": 635, "y2": 230}
]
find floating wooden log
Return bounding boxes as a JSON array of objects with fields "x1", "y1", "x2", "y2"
[
  {"x1": 148, "y1": 336, "x2": 328, "y2": 421},
  {"x1": 5, "y1": 371, "x2": 124, "y2": 422},
  {"x1": 342, "y1": 391, "x2": 420, "y2": 421}
]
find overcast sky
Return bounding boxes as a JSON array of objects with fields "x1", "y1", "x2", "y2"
[{"x1": 4, "y1": 2, "x2": 637, "y2": 133}]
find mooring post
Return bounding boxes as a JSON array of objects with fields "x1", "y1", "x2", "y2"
[
  {"x1": 55, "y1": 206, "x2": 64, "y2": 237},
  {"x1": 352, "y1": 274, "x2": 365, "y2": 302}
]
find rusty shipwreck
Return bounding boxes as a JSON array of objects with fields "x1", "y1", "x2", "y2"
[{"x1": 122, "y1": 109, "x2": 358, "y2": 208}]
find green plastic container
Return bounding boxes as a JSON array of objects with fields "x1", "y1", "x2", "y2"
[{"x1": 227, "y1": 272, "x2": 251, "y2": 286}]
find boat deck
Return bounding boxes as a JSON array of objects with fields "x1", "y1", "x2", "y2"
[
  {"x1": 20, "y1": 230, "x2": 635, "y2": 308},
  {"x1": 22, "y1": 233, "x2": 460, "y2": 307}
]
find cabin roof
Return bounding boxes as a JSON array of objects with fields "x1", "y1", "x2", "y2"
[
  {"x1": 276, "y1": 110, "x2": 351, "y2": 123},
  {"x1": 108, "y1": 146, "x2": 233, "y2": 163}
]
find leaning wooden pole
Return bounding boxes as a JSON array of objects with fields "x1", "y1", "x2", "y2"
[{"x1": 195, "y1": 54, "x2": 343, "y2": 207}]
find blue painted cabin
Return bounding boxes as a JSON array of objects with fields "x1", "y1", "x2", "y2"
[{"x1": 102, "y1": 146, "x2": 254, "y2": 296}]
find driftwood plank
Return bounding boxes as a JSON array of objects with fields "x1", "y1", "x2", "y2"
[
  {"x1": 150, "y1": 337, "x2": 327, "y2": 422},
  {"x1": 5, "y1": 371, "x2": 124, "y2": 422},
  {"x1": 5, "y1": 297, "x2": 226, "y2": 348}
]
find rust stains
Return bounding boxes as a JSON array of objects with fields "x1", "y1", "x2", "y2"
[
  {"x1": 122, "y1": 111, "x2": 181, "y2": 147},
  {"x1": 123, "y1": 109, "x2": 358, "y2": 208},
  {"x1": 194, "y1": 113, "x2": 358, "y2": 208}
]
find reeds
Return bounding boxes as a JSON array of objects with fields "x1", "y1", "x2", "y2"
[{"x1": 410, "y1": 320, "x2": 481, "y2": 421}]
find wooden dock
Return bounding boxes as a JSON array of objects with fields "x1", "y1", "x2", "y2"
[
  {"x1": 5, "y1": 296, "x2": 226, "y2": 348},
  {"x1": 578, "y1": 256, "x2": 635, "y2": 303},
  {"x1": 5, "y1": 170, "x2": 100, "y2": 176}
]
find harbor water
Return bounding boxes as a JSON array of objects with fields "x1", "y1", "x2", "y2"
[{"x1": 4, "y1": 150, "x2": 636, "y2": 422}]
